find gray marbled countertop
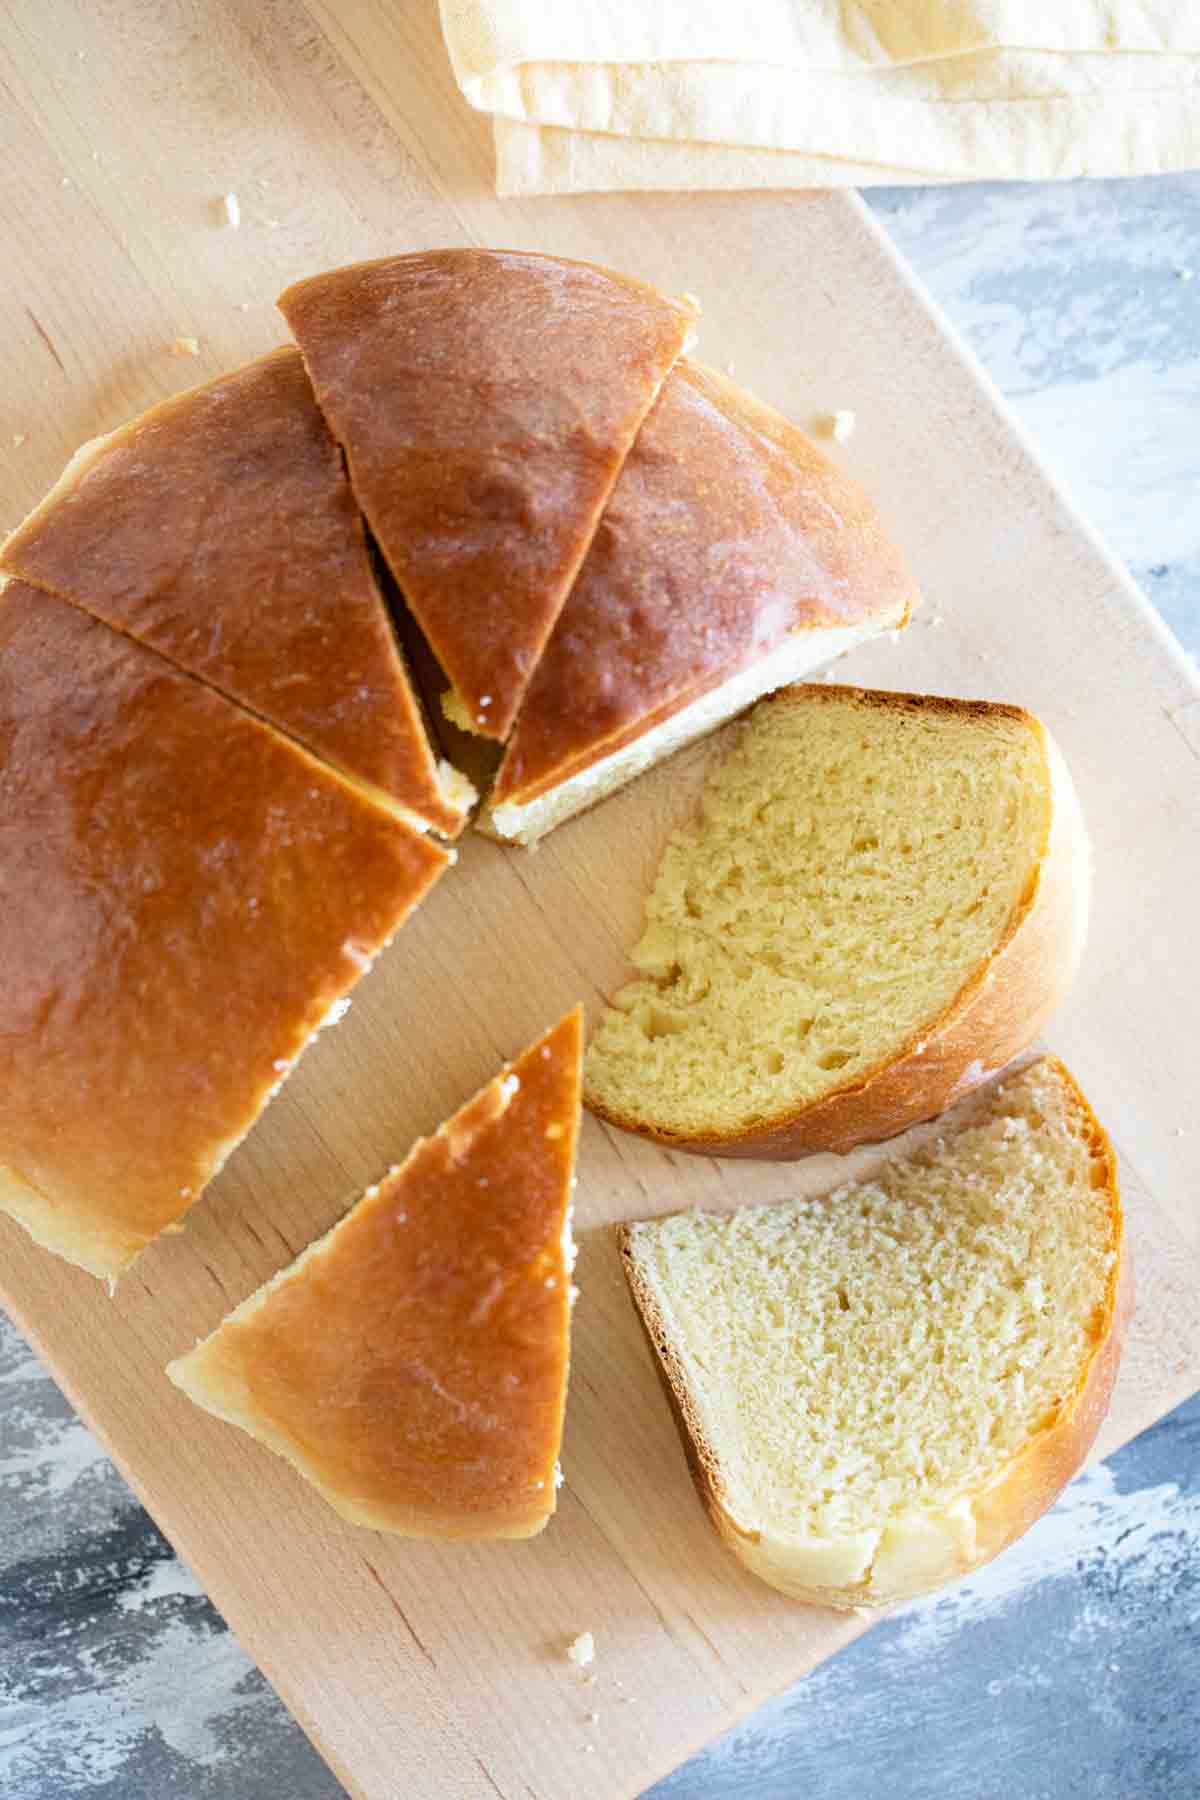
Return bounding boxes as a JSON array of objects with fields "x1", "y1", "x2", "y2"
[{"x1": 3, "y1": 175, "x2": 1199, "y2": 1799}]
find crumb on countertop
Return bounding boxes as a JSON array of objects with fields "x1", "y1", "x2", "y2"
[
  {"x1": 817, "y1": 408, "x2": 856, "y2": 442},
  {"x1": 11, "y1": 433, "x2": 26, "y2": 448},
  {"x1": 566, "y1": 1631, "x2": 595, "y2": 1667},
  {"x1": 220, "y1": 192, "x2": 241, "y2": 228},
  {"x1": 171, "y1": 336, "x2": 201, "y2": 358}
]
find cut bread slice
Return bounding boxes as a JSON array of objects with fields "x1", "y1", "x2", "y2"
[
  {"x1": 0, "y1": 582, "x2": 448, "y2": 1282},
  {"x1": 485, "y1": 361, "x2": 915, "y2": 845},
  {"x1": 279, "y1": 250, "x2": 698, "y2": 741},
  {"x1": 620, "y1": 1055, "x2": 1127, "y2": 1608},
  {"x1": 168, "y1": 1008, "x2": 584, "y2": 1539},
  {"x1": 0, "y1": 348, "x2": 471, "y2": 836},
  {"x1": 585, "y1": 685, "x2": 1089, "y2": 1157}
]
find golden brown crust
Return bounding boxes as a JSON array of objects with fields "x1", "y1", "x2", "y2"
[
  {"x1": 492, "y1": 362, "x2": 916, "y2": 809},
  {"x1": 620, "y1": 1056, "x2": 1127, "y2": 1608},
  {"x1": 618, "y1": 1219, "x2": 742, "y2": 1553},
  {"x1": 587, "y1": 685, "x2": 1089, "y2": 1158},
  {"x1": 168, "y1": 1009, "x2": 584, "y2": 1539},
  {"x1": 0, "y1": 348, "x2": 465, "y2": 834},
  {"x1": 279, "y1": 250, "x2": 698, "y2": 740},
  {"x1": 962, "y1": 1069, "x2": 1129, "y2": 1584},
  {"x1": 0, "y1": 582, "x2": 448, "y2": 1280}
]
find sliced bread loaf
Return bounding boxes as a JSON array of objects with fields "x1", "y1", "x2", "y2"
[
  {"x1": 0, "y1": 349, "x2": 472, "y2": 837},
  {"x1": 483, "y1": 361, "x2": 915, "y2": 846},
  {"x1": 280, "y1": 250, "x2": 697, "y2": 741},
  {"x1": 619, "y1": 1055, "x2": 1127, "y2": 1607},
  {"x1": 0, "y1": 581, "x2": 448, "y2": 1282},
  {"x1": 585, "y1": 685, "x2": 1089, "y2": 1156}
]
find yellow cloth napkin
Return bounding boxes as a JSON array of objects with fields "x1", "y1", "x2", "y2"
[{"x1": 439, "y1": 0, "x2": 1200, "y2": 194}]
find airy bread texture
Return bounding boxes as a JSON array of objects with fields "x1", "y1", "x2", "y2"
[
  {"x1": 585, "y1": 685, "x2": 1089, "y2": 1156},
  {"x1": 483, "y1": 360, "x2": 915, "y2": 845},
  {"x1": 168, "y1": 1009, "x2": 583, "y2": 1539},
  {"x1": 620, "y1": 1056, "x2": 1127, "y2": 1608}
]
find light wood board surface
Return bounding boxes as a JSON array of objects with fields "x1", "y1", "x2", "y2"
[{"x1": 1, "y1": 4, "x2": 1197, "y2": 1797}]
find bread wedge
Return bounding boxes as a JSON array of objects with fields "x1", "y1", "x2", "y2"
[
  {"x1": 0, "y1": 349, "x2": 470, "y2": 836},
  {"x1": 585, "y1": 685, "x2": 1089, "y2": 1156},
  {"x1": 619, "y1": 1055, "x2": 1127, "y2": 1608},
  {"x1": 168, "y1": 1009, "x2": 583, "y2": 1539},
  {"x1": 0, "y1": 582, "x2": 447, "y2": 1282},
  {"x1": 484, "y1": 361, "x2": 915, "y2": 845},
  {"x1": 280, "y1": 250, "x2": 697, "y2": 740}
]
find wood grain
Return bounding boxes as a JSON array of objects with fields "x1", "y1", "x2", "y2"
[{"x1": 1, "y1": 3, "x2": 1198, "y2": 1797}]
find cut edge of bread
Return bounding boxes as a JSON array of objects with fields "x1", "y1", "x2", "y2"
[
  {"x1": 586, "y1": 685, "x2": 1090, "y2": 1157},
  {"x1": 479, "y1": 619, "x2": 899, "y2": 846},
  {"x1": 618, "y1": 1054, "x2": 1129, "y2": 1609}
]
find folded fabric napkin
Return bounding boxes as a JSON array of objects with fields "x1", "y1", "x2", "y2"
[{"x1": 439, "y1": 0, "x2": 1200, "y2": 195}]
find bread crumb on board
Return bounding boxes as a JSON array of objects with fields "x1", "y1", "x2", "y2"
[
  {"x1": 566, "y1": 1630, "x2": 595, "y2": 1667},
  {"x1": 219, "y1": 191, "x2": 241, "y2": 228},
  {"x1": 816, "y1": 408, "x2": 856, "y2": 442},
  {"x1": 170, "y1": 336, "x2": 201, "y2": 358}
]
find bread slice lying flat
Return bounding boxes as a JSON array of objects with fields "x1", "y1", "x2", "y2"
[
  {"x1": 585, "y1": 684, "x2": 1089, "y2": 1157},
  {"x1": 620, "y1": 1056, "x2": 1127, "y2": 1608},
  {"x1": 0, "y1": 348, "x2": 471, "y2": 838},
  {"x1": 483, "y1": 361, "x2": 915, "y2": 846},
  {"x1": 168, "y1": 1008, "x2": 583, "y2": 1539}
]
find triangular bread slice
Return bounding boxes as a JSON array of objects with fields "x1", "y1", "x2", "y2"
[
  {"x1": 485, "y1": 361, "x2": 916, "y2": 845},
  {"x1": 585, "y1": 685, "x2": 1089, "y2": 1156},
  {"x1": 168, "y1": 1008, "x2": 583, "y2": 1539},
  {"x1": 620, "y1": 1055, "x2": 1127, "y2": 1607},
  {"x1": 0, "y1": 348, "x2": 471, "y2": 836},
  {"x1": 0, "y1": 582, "x2": 448, "y2": 1282},
  {"x1": 279, "y1": 250, "x2": 698, "y2": 741}
]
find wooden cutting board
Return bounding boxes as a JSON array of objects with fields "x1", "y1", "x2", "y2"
[{"x1": 1, "y1": 4, "x2": 1197, "y2": 1797}]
